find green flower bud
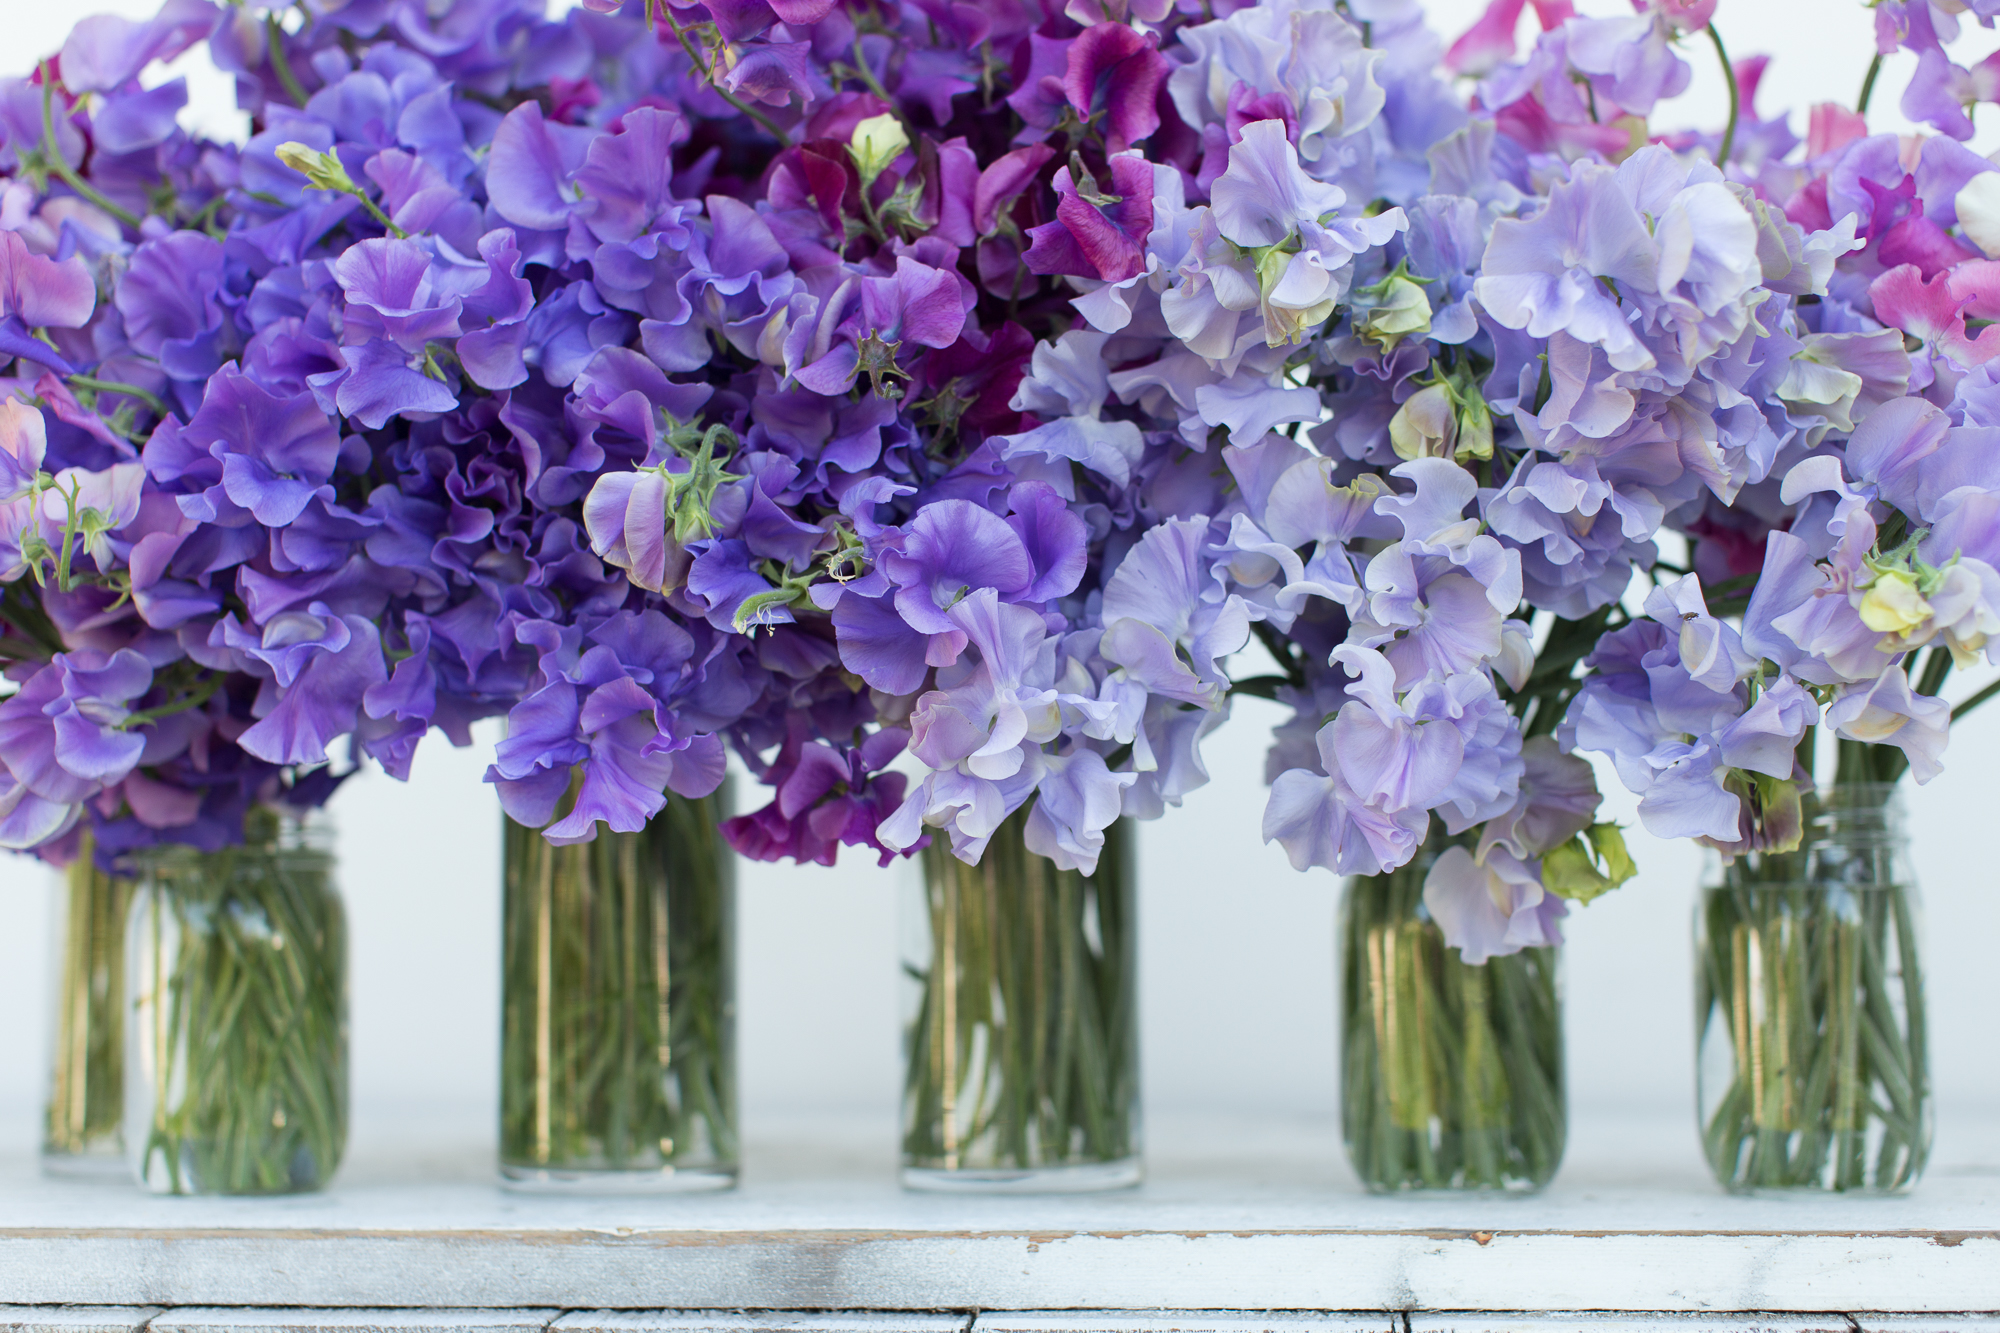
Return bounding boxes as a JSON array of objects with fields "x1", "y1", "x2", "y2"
[
  {"x1": 1354, "y1": 272, "x2": 1433, "y2": 352},
  {"x1": 1389, "y1": 383, "x2": 1456, "y2": 461},
  {"x1": 274, "y1": 142, "x2": 357, "y2": 194}
]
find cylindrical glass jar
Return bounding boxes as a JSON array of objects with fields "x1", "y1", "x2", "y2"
[
  {"x1": 1696, "y1": 784, "x2": 1930, "y2": 1194},
  {"x1": 901, "y1": 809, "x2": 1139, "y2": 1193},
  {"x1": 1340, "y1": 846, "x2": 1566, "y2": 1192},
  {"x1": 44, "y1": 831, "x2": 134, "y2": 1177},
  {"x1": 498, "y1": 789, "x2": 737, "y2": 1192},
  {"x1": 126, "y1": 808, "x2": 347, "y2": 1195}
]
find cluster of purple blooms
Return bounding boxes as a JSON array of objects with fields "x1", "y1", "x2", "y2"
[{"x1": 3, "y1": 0, "x2": 1998, "y2": 963}]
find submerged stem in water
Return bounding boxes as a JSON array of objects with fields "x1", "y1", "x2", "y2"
[
  {"x1": 499, "y1": 792, "x2": 737, "y2": 1178},
  {"x1": 128, "y1": 811, "x2": 347, "y2": 1195},
  {"x1": 904, "y1": 809, "x2": 1138, "y2": 1174},
  {"x1": 1695, "y1": 785, "x2": 1929, "y2": 1193},
  {"x1": 1341, "y1": 852, "x2": 1565, "y2": 1192}
]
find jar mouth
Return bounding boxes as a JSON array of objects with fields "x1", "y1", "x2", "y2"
[
  {"x1": 1807, "y1": 782, "x2": 1903, "y2": 803},
  {"x1": 1703, "y1": 880, "x2": 1909, "y2": 891},
  {"x1": 120, "y1": 804, "x2": 334, "y2": 869}
]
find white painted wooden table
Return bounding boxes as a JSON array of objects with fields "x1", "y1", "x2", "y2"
[{"x1": 0, "y1": 1110, "x2": 1995, "y2": 1315}]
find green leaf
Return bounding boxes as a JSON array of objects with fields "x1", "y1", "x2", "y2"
[{"x1": 1541, "y1": 822, "x2": 1638, "y2": 904}]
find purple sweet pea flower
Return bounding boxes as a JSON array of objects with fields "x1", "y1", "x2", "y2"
[
  {"x1": 228, "y1": 608, "x2": 389, "y2": 767},
  {"x1": 1099, "y1": 517, "x2": 1249, "y2": 710},
  {"x1": 1063, "y1": 23, "x2": 1166, "y2": 155},
  {"x1": 1023, "y1": 153, "x2": 1156, "y2": 283},
  {"x1": 158, "y1": 365, "x2": 343, "y2": 527},
  {"x1": 0, "y1": 650, "x2": 155, "y2": 836}
]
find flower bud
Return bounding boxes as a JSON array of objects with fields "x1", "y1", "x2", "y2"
[
  {"x1": 1453, "y1": 384, "x2": 1494, "y2": 462},
  {"x1": 275, "y1": 142, "x2": 357, "y2": 195},
  {"x1": 1354, "y1": 272, "x2": 1433, "y2": 351},
  {"x1": 1858, "y1": 569, "x2": 1932, "y2": 635},
  {"x1": 849, "y1": 113, "x2": 911, "y2": 185},
  {"x1": 1389, "y1": 383, "x2": 1456, "y2": 461}
]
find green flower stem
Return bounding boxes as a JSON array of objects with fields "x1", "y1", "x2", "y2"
[
  {"x1": 266, "y1": 13, "x2": 310, "y2": 108},
  {"x1": 65, "y1": 376, "x2": 171, "y2": 421},
  {"x1": 903, "y1": 809, "x2": 1137, "y2": 1173},
  {"x1": 1341, "y1": 849, "x2": 1565, "y2": 1192},
  {"x1": 38, "y1": 64, "x2": 140, "y2": 230},
  {"x1": 658, "y1": 11, "x2": 793, "y2": 147},
  {"x1": 1695, "y1": 788, "x2": 1929, "y2": 1192},
  {"x1": 1859, "y1": 52, "x2": 1883, "y2": 117},
  {"x1": 498, "y1": 792, "x2": 737, "y2": 1177},
  {"x1": 45, "y1": 831, "x2": 132, "y2": 1162},
  {"x1": 1707, "y1": 25, "x2": 1739, "y2": 169},
  {"x1": 131, "y1": 813, "x2": 347, "y2": 1195}
]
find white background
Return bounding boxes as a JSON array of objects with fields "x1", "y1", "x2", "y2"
[{"x1": 0, "y1": 0, "x2": 1995, "y2": 1182}]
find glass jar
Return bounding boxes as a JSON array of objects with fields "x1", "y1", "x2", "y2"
[
  {"x1": 498, "y1": 790, "x2": 737, "y2": 1192},
  {"x1": 1340, "y1": 845, "x2": 1565, "y2": 1192},
  {"x1": 1696, "y1": 784, "x2": 1930, "y2": 1193},
  {"x1": 126, "y1": 808, "x2": 348, "y2": 1195},
  {"x1": 901, "y1": 809, "x2": 1140, "y2": 1193},
  {"x1": 43, "y1": 832, "x2": 134, "y2": 1177}
]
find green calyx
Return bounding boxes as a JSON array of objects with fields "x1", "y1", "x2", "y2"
[
  {"x1": 732, "y1": 520, "x2": 872, "y2": 633},
  {"x1": 657, "y1": 420, "x2": 739, "y2": 547},
  {"x1": 854, "y1": 330, "x2": 911, "y2": 400},
  {"x1": 1541, "y1": 822, "x2": 1638, "y2": 904},
  {"x1": 1720, "y1": 770, "x2": 1805, "y2": 855}
]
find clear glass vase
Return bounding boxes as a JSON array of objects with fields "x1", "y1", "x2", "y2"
[
  {"x1": 44, "y1": 831, "x2": 134, "y2": 1177},
  {"x1": 1340, "y1": 846, "x2": 1566, "y2": 1192},
  {"x1": 126, "y1": 808, "x2": 348, "y2": 1195},
  {"x1": 1696, "y1": 784, "x2": 1930, "y2": 1194},
  {"x1": 498, "y1": 790, "x2": 737, "y2": 1192},
  {"x1": 901, "y1": 809, "x2": 1140, "y2": 1193}
]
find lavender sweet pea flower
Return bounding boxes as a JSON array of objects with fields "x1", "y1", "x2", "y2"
[
  {"x1": 1824, "y1": 670, "x2": 1951, "y2": 783},
  {"x1": 1475, "y1": 160, "x2": 1659, "y2": 372},
  {"x1": 2, "y1": 229, "x2": 98, "y2": 341},
  {"x1": 1209, "y1": 120, "x2": 1407, "y2": 346},
  {"x1": 1479, "y1": 736, "x2": 1602, "y2": 861},
  {"x1": 1563, "y1": 11, "x2": 1691, "y2": 117},
  {"x1": 1263, "y1": 745, "x2": 1428, "y2": 878},
  {"x1": 1422, "y1": 843, "x2": 1566, "y2": 965},
  {"x1": 58, "y1": 0, "x2": 217, "y2": 94},
  {"x1": 1022, "y1": 747, "x2": 1137, "y2": 874},
  {"x1": 1099, "y1": 517, "x2": 1249, "y2": 710},
  {"x1": 1355, "y1": 460, "x2": 1524, "y2": 684},
  {"x1": 0, "y1": 398, "x2": 47, "y2": 496},
  {"x1": 1167, "y1": 0, "x2": 1387, "y2": 180},
  {"x1": 1329, "y1": 645, "x2": 1524, "y2": 832},
  {"x1": 997, "y1": 330, "x2": 1147, "y2": 493}
]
